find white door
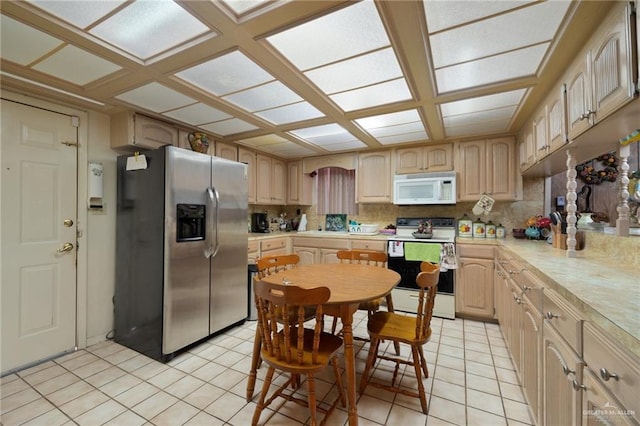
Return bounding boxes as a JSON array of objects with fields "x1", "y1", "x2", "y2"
[{"x1": 1, "y1": 99, "x2": 78, "y2": 373}]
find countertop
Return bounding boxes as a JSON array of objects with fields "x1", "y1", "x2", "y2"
[{"x1": 249, "y1": 231, "x2": 639, "y2": 357}]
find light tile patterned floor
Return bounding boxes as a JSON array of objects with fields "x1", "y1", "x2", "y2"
[{"x1": 1, "y1": 313, "x2": 534, "y2": 425}]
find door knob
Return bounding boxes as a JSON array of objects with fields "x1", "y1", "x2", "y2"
[
  {"x1": 63, "y1": 219, "x2": 74, "y2": 227},
  {"x1": 57, "y1": 242, "x2": 74, "y2": 253}
]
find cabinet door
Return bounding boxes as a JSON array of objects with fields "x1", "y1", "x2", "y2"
[
  {"x1": 507, "y1": 280, "x2": 523, "y2": 371},
  {"x1": 215, "y1": 142, "x2": 237, "y2": 161},
  {"x1": 543, "y1": 322, "x2": 584, "y2": 426},
  {"x1": 271, "y1": 159, "x2": 286, "y2": 204},
  {"x1": 521, "y1": 296, "x2": 542, "y2": 425},
  {"x1": 533, "y1": 108, "x2": 549, "y2": 160},
  {"x1": 566, "y1": 55, "x2": 592, "y2": 140},
  {"x1": 319, "y1": 249, "x2": 340, "y2": 264},
  {"x1": 582, "y1": 369, "x2": 637, "y2": 426},
  {"x1": 293, "y1": 247, "x2": 317, "y2": 265},
  {"x1": 423, "y1": 144, "x2": 453, "y2": 171},
  {"x1": 395, "y1": 147, "x2": 422, "y2": 174},
  {"x1": 456, "y1": 140, "x2": 485, "y2": 201},
  {"x1": 357, "y1": 151, "x2": 392, "y2": 203},
  {"x1": 591, "y1": 3, "x2": 634, "y2": 123},
  {"x1": 287, "y1": 161, "x2": 312, "y2": 205},
  {"x1": 456, "y1": 257, "x2": 494, "y2": 318},
  {"x1": 238, "y1": 148, "x2": 256, "y2": 204},
  {"x1": 486, "y1": 137, "x2": 517, "y2": 200},
  {"x1": 547, "y1": 89, "x2": 567, "y2": 152},
  {"x1": 256, "y1": 154, "x2": 273, "y2": 204}
]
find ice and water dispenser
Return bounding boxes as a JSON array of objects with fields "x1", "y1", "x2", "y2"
[{"x1": 176, "y1": 204, "x2": 205, "y2": 242}]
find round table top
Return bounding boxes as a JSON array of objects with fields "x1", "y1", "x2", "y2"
[{"x1": 260, "y1": 263, "x2": 400, "y2": 305}]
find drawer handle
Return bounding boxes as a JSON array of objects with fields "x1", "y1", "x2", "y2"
[
  {"x1": 572, "y1": 379, "x2": 586, "y2": 391},
  {"x1": 600, "y1": 368, "x2": 619, "y2": 381},
  {"x1": 562, "y1": 365, "x2": 575, "y2": 376},
  {"x1": 513, "y1": 294, "x2": 522, "y2": 304},
  {"x1": 545, "y1": 312, "x2": 558, "y2": 320},
  {"x1": 523, "y1": 285, "x2": 533, "y2": 292}
]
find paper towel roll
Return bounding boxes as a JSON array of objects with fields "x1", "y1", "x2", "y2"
[{"x1": 298, "y1": 214, "x2": 307, "y2": 232}]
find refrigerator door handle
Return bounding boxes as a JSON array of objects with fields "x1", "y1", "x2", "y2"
[{"x1": 205, "y1": 187, "x2": 220, "y2": 258}]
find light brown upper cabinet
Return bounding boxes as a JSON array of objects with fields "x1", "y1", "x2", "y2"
[
  {"x1": 566, "y1": 2, "x2": 636, "y2": 141},
  {"x1": 238, "y1": 147, "x2": 257, "y2": 204},
  {"x1": 287, "y1": 161, "x2": 313, "y2": 205},
  {"x1": 394, "y1": 144, "x2": 453, "y2": 174},
  {"x1": 357, "y1": 151, "x2": 392, "y2": 203},
  {"x1": 111, "y1": 111, "x2": 178, "y2": 150},
  {"x1": 215, "y1": 142, "x2": 237, "y2": 162},
  {"x1": 456, "y1": 137, "x2": 520, "y2": 201},
  {"x1": 256, "y1": 154, "x2": 286, "y2": 205},
  {"x1": 530, "y1": 86, "x2": 568, "y2": 165}
]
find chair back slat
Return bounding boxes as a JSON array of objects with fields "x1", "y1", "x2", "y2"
[
  {"x1": 416, "y1": 262, "x2": 440, "y2": 340},
  {"x1": 256, "y1": 254, "x2": 300, "y2": 278},
  {"x1": 254, "y1": 278, "x2": 330, "y2": 366},
  {"x1": 336, "y1": 250, "x2": 387, "y2": 267}
]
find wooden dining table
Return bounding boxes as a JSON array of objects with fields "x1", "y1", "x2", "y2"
[{"x1": 260, "y1": 262, "x2": 401, "y2": 426}]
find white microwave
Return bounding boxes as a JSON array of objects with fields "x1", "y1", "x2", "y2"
[{"x1": 393, "y1": 172, "x2": 456, "y2": 205}]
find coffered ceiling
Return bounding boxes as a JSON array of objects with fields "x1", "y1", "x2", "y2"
[{"x1": 0, "y1": 1, "x2": 612, "y2": 158}]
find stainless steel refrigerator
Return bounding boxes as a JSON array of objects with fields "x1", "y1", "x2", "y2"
[{"x1": 115, "y1": 146, "x2": 248, "y2": 361}]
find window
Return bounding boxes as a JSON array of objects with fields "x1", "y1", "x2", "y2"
[{"x1": 316, "y1": 167, "x2": 358, "y2": 215}]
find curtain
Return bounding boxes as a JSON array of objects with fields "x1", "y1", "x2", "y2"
[{"x1": 316, "y1": 167, "x2": 358, "y2": 215}]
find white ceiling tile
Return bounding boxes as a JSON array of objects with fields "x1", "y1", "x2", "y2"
[
  {"x1": 440, "y1": 89, "x2": 525, "y2": 116},
  {"x1": 221, "y1": 0, "x2": 269, "y2": 15},
  {"x1": 162, "y1": 103, "x2": 232, "y2": 125},
  {"x1": 238, "y1": 134, "x2": 289, "y2": 147},
  {"x1": 27, "y1": 0, "x2": 125, "y2": 29},
  {"x1": 377, "y1": 131, "x2": 429, "y2": 145},
  {"x1": 306, "y1": 132, "x2": 357, "y2": 146},
  {"x1": 200, "y1": 118, "x2": 258, "y2": 135},
  {"x1": 223, "y1": 81, "x2": 302, "y2": 112},
  {"x1": 115, "y1": 82, "x2": 196, "y2": 112},
  {"x1": 430, "y1": 1, "x2": 570, "y2": 68},
  {"x1": 423, "y1": 1, "x2": 532, "y2": 33},
  {"x1": 0, "y1": 15, "x2": 63, "y2": 65},
  {"x1": 355, "y1": 109, "x2": 422, "y2": 130},
  {"x1": 434, "y1": 44, "x2": 548, "y2": 93},
  {"x1": 266, "y1": 0, "x2": 389, "y2": 70},
  {"x1": 33, "y1": 45, "x2": 121, "y2": 85},
  {"x1": 330, "y1": 78, "x2": 412, "y2": 111},
  {"x1": 268, "y1": 143, "x2": 318, "y2": 157},
  {"x1": 90, "y1": 0, "x2": 209, "y2": 59},
  {"x1": 445, "y1": 118, "x2": 511, "y2": 138},
  {"x1": 176, "y1": 51, "x2": 273, "y2": 96},
  {"x1": 255, "y1": 102, "x2": 324, "y2": 125},
  {"x1": 304, "y1": 48, "x2": 402, "y2": 94},
  {"x1": 321, "y1": 140, "x2": 367, "y2": 151},
  {"x1": 443, "y1": 105, "x2": 517, "y2": 127},
  {"x1": 289, "y1": 123, "x2": 346, "y2": 139},
  {"x1": 368, "y1": 122, "x2": 426, "y2": 138}
]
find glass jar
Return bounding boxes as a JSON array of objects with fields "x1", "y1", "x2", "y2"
[
  {"x1": 496, "y1": 223, "x2": 506, "y2": 239},
  {"x1": 472, "y1": 218, "x2": 486, "y2": 238},
  {"x1": 457, "y1": 213, "x2": 473, "y2": 238},
  {"x1": 486, "y1": 220, "x2": 496, "y2": 239}
]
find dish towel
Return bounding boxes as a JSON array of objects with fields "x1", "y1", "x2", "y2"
[
  {"x1": 388, "y1": 241, "x2": 404, "y2": 257},
  {"x1": 440, "y1": 243, "x2": 458, "y2": 271},
  {"x1": 404, "y1": 242, "x2": 441, "y2": 263}
]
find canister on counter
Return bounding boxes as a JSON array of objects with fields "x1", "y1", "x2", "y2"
[
  {"x1": 496, "y1": 223, "x2": 506, "y2": 239},
  {"x1": 486, "y1": 220, "x2": 496, "y2": 238},
  {"x1": 457, "y1": 213, "x2": 473, "y2": 237},
  {"x1": 472, "y1": 218, "x2": 486, "y2": 238}
]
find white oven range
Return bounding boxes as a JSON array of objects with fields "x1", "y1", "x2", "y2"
[{"x1": 387, "y1": 217, "x2": 457, "y2": 319}]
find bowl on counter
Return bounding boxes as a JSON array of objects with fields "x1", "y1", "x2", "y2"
[{"x1": 348, "y1": 224, "x2": 379, "y2": 234}]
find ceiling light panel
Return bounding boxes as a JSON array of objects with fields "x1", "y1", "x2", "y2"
[
  {"x1": 377, "y1": 131, "x2": 429, "y2": 145},
  {"x1": 33, "y1": 45, "x2": 121, "y2": 85},
  {"x1": 176, "y1": 50, "x2": 273, "y2": 96},
  {"x1": 266, "y1": 0, "x2": 389, "y2": 70},
  {"x1": 304, "y1": 48, "x2": 402, "y2": 94},
  {"x1": 115, "y1": 82, "x2": 196, "y2": 112},
  {"x1": 330, "y1": 78, "x2": 412, "y2": 112},
  {"x1": 162, "y1": 103, "x2": 232, "y2": 125},
  {"x1": 434, "y1": 44, "x2": 548, "y2": 93},
  {"x1": 0, "y1": 15, "x2": 63, "y2": 65},
  {"x1": 221, "y1": 0, "x2": 269, "y2": 15},
  {"x1": 201, "y1": 118, "x2": 258, "y2": 135},
  {"x1": 323, "y1": 140, "x2": 367, "y2": 151},
  {"x1": 222, "y1": 81, "x2": 302, "y2": 112},
  {"x1": 440, "y1": 89, "x2": 526, "y2": 116},
  {"x1": 355, "y1": 109, "x2": 422, "y2": 130},
  {"x1": 423, "y1": 1, "x2": 531, "y2": 33},
  {"x1": 238, "y1": 134, "x2": 290, "y2": 147},
  {"x1": 27, "y1": 0, "x2": 125, "y2": 29},
  {"x1": 445, "y1": 118, "x2": 512, "y2": 138},
  {"x1": 90, "y1": 0, "x2": 209, "y2": 60},
  {"x1": 443, "y1": 105, "x2": 517, "y2": 128},
  {"x1": 429, "y1": 2, "x2": 570, "y2": 69},
  {"x1": 255, "y1": 102, "x2": 324, "y2": 125}
]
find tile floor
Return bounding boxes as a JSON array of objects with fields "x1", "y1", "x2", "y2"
[{"x1": 1, "y1": 313, "x2": 534, "y2": 425}]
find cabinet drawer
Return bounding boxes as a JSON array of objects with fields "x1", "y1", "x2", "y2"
[
  {"x1": 516, "y1": 270, "x2": 543, "y2": 313},
  {"x1": 457, "y1": 244, "x2": 495, "y2": 259},
  {"x1": 583, "y1": 322, "x2": 640, "y2": 418},
  {"x1": 260, "y1": 237, "x2": 287, "y2": 252},
  {"x1": 292, "y1": 237, "x2": 350, "y2": 250},
  {"x1": 543, "y1": 289, "x2": 583, "y2": 355},
  {"x1": 248, "y1": 240, "x2": 259, "y2": 253},
  {"x1": 350, "y1": 239, "x2": 386, "y2": 252}
]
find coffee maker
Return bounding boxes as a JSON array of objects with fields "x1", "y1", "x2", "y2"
[{"x1": 251, "y1": 212, "x2": 269, "y2": 233}]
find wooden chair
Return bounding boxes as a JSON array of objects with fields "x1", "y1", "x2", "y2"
[
  {"x1": 246, "y1": 254, "x2": 301, "y2": 402},
  {"x1": 358, "y1": 261, "x2": 440, "y2": 414},
  {"x1": 251, "y1": 279, "x2": 346, "y2": 426}
]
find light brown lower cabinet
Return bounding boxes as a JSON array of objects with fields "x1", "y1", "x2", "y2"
[
  {"x1": 291, "y1": 237, "x2": 349, "y2": 265},
  {"x1": 455, "y1": 244, "x2": 495, "y2": 319}
]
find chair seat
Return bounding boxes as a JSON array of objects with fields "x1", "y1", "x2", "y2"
[
  {"x1": 367, "y1": 312, "x2": 432, "y2": 345},
  {"x1": 262, "y1": 328, "x2": 344, "y2": 374}
]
